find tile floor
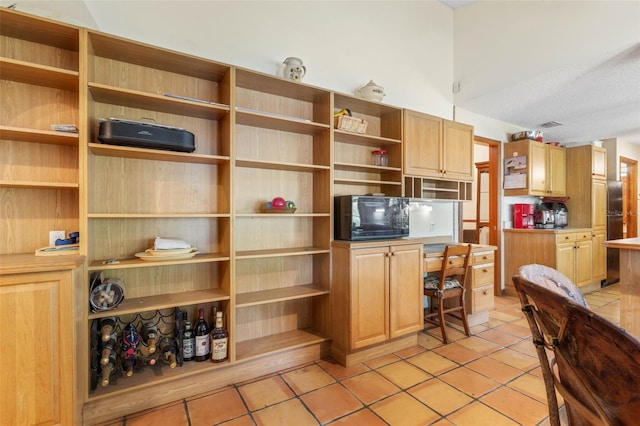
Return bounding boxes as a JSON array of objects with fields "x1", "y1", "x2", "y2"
[{"x1": 96, "y1": 284, "x2": 621, "y2": 426}]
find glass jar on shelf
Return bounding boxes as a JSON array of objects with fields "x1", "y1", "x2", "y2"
[{"x1": 371, "y1": 149, "x2": 388, "y2": 167}]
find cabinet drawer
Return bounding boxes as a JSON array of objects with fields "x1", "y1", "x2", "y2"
[
  {"x1": 575, "y1": 232, "x2": 591, "y2": 242},
  {"x1": 472, "y1": 251, "x2": 494, "y2": 265},
  {"x1": 472, "y1": 285, "x2": 494, "y2": 312},
  {"x1": 471, "y1": 264, "x2": 494, "y2": 288},
  {"x1": 556, "y1": 233, "x2": 576, "y2": 244},
  {"x1": 424, "y1": 256, "x2": 465, "y2": 272}
]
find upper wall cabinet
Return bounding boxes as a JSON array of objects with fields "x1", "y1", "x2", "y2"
[
  {"x1": 504, "y1": 139, "x2": 566, "y2": 197},
  {"x1": 0, "y1": 9, "x2": 81, "y2": 254},
  {"x1": 332, "y1": 94, "x2": 403, "y2": 197},
  {"x1": 402, "y1": 109, "x2": 474, "y2": 182}
]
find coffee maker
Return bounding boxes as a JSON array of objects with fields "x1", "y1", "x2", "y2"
[
  {"x1": 552, "y1": 202, "x2": 568, "y2": 228},
  {"x1": 535, "y1": 202, "x2": 569, "y2": 228},
  {"x1": 513, "y1": 203, "x2": 535, "y2": 229}
]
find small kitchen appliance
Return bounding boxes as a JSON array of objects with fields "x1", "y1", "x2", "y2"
[
  {"x1": 534, "y1": 204, "x2": 555, "y2": 228},
  {"x1": 513, "y1": 203, "x2": 535, "y2": 229},
  {"x1": 552, "y1": 202, "x2": 568, "y2": 228}
]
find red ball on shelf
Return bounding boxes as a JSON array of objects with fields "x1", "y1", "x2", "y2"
[{"x1": 271, "y1": 197, "x2": 286, "y2": 208}]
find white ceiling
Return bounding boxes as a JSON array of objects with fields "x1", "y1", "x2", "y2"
[
  {"x1": 448, "y1": 0, "x2": 640, "y2": 145},
  {"x1": 6, "y1": 0, "x2": 639, "y2": 145}
]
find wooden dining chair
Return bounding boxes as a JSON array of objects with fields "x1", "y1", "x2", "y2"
[
  {"x1": 423, "y1": 244, "x2": 472, "y2": 344},
  {"x1": 513, "y1": 264, "x2": 640, "y2": 426}
]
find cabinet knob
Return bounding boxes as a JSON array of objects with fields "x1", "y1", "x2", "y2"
[
  {"x1": 483, "y1": 268, "x2": 488, "y2": 273},
  {"x1": 482, "y1": 290, "x2": 487, "y2": 295}
]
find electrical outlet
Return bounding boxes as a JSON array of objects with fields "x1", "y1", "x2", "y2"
[{"x1": 49, "y1": 230, "x2": 66, "y2": 246}]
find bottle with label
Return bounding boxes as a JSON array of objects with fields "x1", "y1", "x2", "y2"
[
  {"x1": 120, "y1": 322, "x2": 140, "y2": 377},
  {"x1": 100, "y1": 351, "x2": 117, "y2": 387},
  {"x1": 100, "y1": 334, "x2": 117, "y2": 366},
  {"x1": 99, "y1": 316, "x2": 116, "y2": 342},
  {"x1": 159, "y1": 337, "x2": 178, "y2": 368},
  {"x1": 182, "y1": 321, "x2": 194, "y2": 361},
  {"x1": 194, "y1": 308, "x2": 210, "y2": 362},
  {"x1": 210, "y1": 311, "x2": 229, "y2": 363},
  {"x1": 142, "y1": 322, "x2": 158, "y2": 354}
]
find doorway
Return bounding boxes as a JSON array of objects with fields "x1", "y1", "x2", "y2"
[
  {"x1": 620, "y1": 157, "x2": 638, "y2": 238},
  {"x1": 463, "y1": 136, "x2": 501, "y2": 295}
]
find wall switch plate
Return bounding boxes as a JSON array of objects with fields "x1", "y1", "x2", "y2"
[{"x1": 49, "y1": 230, "x2": 66, "y2": 246}]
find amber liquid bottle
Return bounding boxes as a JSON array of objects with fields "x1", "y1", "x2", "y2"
[
  {"x1": 194, "y1": 308, "x2": 210, "y2": 362},
  {"x1": 210, "y1": 311, "x2": 229, "y2": 363}
]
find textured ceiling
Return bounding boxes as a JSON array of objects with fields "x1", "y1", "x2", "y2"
[{"x1": 456, "y1": 43, "x2": 640, "y2": 144}]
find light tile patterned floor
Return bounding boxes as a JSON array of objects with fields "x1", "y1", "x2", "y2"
[{"x1": 96, "y1": 284, "x2": 621, "y2": 426}]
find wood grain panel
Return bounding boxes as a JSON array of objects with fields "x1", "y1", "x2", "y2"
[
  {"x1": 0, "y1": 271, "x2": 74, "y2": 425},
  {"x1": 0, "y1": 81, "x2": 78, "y2": 130},
  {"x1": 0, "y1": 188, "x2": 78, "y2": 254}
]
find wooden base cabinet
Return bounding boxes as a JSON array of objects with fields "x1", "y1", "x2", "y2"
[
  {"x1": 0, "y1": 255, "x2": 84, "y2": 426},
  {"x1": 331, "y1": 240, "x2": 424, "y2": 366},
  {"x1": 504, "y1": 229, "x2": 596, "y2": 296}
]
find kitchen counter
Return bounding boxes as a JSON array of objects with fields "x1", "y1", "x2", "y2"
[
  {"x1": 504, "y1": 227, "x2": 592, "y2": 234},
  {"x1": 602, "y1": 238, "x2": 640, "y2": 338}
]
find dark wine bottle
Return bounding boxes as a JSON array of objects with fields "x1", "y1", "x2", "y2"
[
  {"x1": 194, "y1": 308, "x2": 210, "y2": 362},
  {"x1": 120, "y1": 323, "x2": 140, "y2": 377},
  {"x1": 142, "y1": 322, "x2": 158, "y2": 354},
  {"x1": 182, "y1": 321, "x2": 195, "y2": 361},
  {"x1": 100, "y1": 334, "x2": 117, "y2": 366},
  {"x1": 159, "y1": 337, "x2": 178, "y2": 368},
  {"x1": 210, "y1": 311, "x2": 229, "y2": 363},
  {"x1": 99, "y1": 316, "x2": 116, "y2": 342},
  {"x1": 100, "y1": 351, "x2": 117, "y2": 387}
]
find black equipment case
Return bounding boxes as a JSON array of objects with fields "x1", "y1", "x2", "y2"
[{"x1": 97, "y1": 119, "x2": 195, "y2": 153}]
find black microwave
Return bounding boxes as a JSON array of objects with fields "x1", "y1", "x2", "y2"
[{"x1": 334, "y1": 195, "x2": 409, "y2": 241}]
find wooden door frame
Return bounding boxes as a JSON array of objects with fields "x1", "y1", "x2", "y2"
[
  {"x1": 474, "y1": 136, "x2": 501, "y2": 296},
  {"x1": 620, "y1": 156, "x2": 638, "y2": 238}
]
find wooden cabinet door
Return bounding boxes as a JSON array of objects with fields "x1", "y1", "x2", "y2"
[
  {"x1": 548, "y1": 145, "x2": 566, "y2": 196},
  {"x1": 403, "y1": 109, "x2": 442, "y2": 177},
  {"x1": 0, "y1": 271, "x2": 74, "y2": 426},
  {"x1": 388, "y1": 244, "x2": 423, "y2": 339},
  {"x1": 442, "y1": 120, "x2": 474, "y2": 181},
  {"x1": 592, "y1": 147, "x2": 607, "y2": 179},
  {"x1": 529, "y1": 142, "x2": 549, "y2": 196},
  {"x1": 556, "y1": 242, "x2": 576, "y2": 283},
  {"x1": 592, "y1": 230, "x2": 607, "y2": 283},
  {"x1": 350, "y1": 247, "x2": 389, "y2": 349},
  {"x1": 574, "y1": 240, "x2": 593, "y2": 287},
  {"x1": 592, "y1": 179, "x2": 607, "y2": 230}
]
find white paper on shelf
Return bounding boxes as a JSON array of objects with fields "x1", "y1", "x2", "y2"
[{"x1": 154, "y1": 237, "x2": 191, "y2": 250}]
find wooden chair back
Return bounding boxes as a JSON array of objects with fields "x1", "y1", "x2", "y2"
[
  {"x1": 438, "y1": 244, "x2": 472, "y2": 290},
  {"x1": 513, "y1": 264, "x2": 640, "y2": 426}
]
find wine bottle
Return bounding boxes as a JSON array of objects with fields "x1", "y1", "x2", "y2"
[
  {"x1": 100, "y1": 333, "x2": 117, "y2": 366},
  {"x1": 159, "y1": 337, "x2": 178, "y2": 368},
  {"x1": 99, "y1": 316, "x2": 116, "y2": 342},
  {"x1": 120, "y1": 323, "x2": 140, "y2": 377},
  {"x1": 182, "y1": 321, "x2": 195, "y2": 361},
  {"x1": 210, "y1": 311, "x2": 229, "y2": 363},
  {"x1": 100, "y1": 351, "x2": 117, "y2": 387},
  {"x1": 121, "y1": 356, "x2": 135, "y2": 377},
  {"x1": 142, "y1": 322, "x2": 158, "y2": 354},
  {"x1": 194, "y1": 308, "x2": 210, "y2": 362}
]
